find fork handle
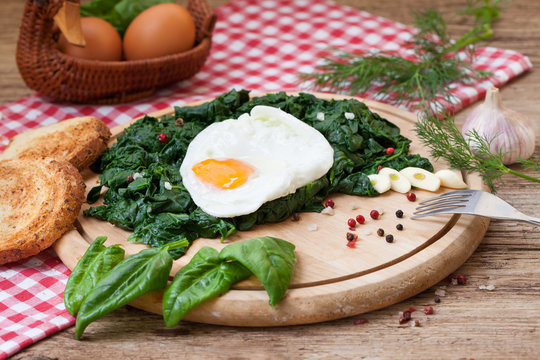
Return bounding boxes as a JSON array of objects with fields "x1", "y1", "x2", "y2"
[{"x1": 515, "y1": 214, "x2": 540, "y2": 226}]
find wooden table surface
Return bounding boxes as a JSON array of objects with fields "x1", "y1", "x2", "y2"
[{"x1": 2, "y1": 0, "x2": 539, "y2": 359}]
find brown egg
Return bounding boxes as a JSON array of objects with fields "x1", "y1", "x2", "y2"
[
  {"x1": 57, "y1": 17, "x2": 122, "y2": 61},
  {"x1": 123, "y1": 3, "x2": 196, "y2": 61}
]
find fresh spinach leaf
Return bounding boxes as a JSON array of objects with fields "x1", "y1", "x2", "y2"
[
  {"x1": 64, "y1": 237, "x2": 125, "y2": 315},
  {"x1": 162, "y1": 247, "x2": 251, "y2": 327},
  {"x1": 219, "y1": 236, "x2": 296, "y2": 306},
  {"x1": 74, "y1": 239, "x2": 187, "y2": 339}
]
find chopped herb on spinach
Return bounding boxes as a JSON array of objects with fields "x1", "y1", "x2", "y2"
[{"x1": 85, "y1": 90, "x2": 432, "y2": 257}]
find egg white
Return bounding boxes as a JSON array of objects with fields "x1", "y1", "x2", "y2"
[{"x1": 179, "y1": 105, "x2": 334, "y2": 218}]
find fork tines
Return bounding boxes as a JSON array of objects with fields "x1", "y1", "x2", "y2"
[{"x1": 411, "y1": 190, "x2": 475, "y2": 219}]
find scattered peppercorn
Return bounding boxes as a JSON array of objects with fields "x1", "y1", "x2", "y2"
[
  {"x1": 377, "y1": 165, "x2": 384, "y2": 173},
  {"x1": 291, "y1": 212, "x2": 300, "y2": 222},
  {"x1": 175, "y1": 118, "x2": 184, "y2": 126},
  {"x1": 356, "y1": 215, "x2": 365, "y2": 224},
  {"x1": 158, "y1": 133, "x2": 169, "y2": 143},
  {"x1": 386, "y1": 147, "x2": 395, "y2": 155},
  {"x1": 395, "y1": 209, "x2": 404, "y2": 218},
  {"x1": 126, "y1": 175, "x2": 134, "y2": 184},
  {"x1": 406, "y1": 192, "x2": 416, "y2": 202},
  {"x1": 347, "y1": 218, "x2": 356, "y2": 227},
  {"x1": 456, "y1": 274, "x2": 467, "y2": 285},
  {"x1": 377, "y1": 228, "x2": 384, "y2": 237},
  {"x1": 370, "y1": 209, "x2": 380, "y2": 219},
  {"x1": 424, "y1": 306, "x2": 434, "y2": 315},
  {"x1": 434, "y1": 297, "x2": 441, "y2": 303},
  {"x1": 353, "y1": 318, "x2": 368, "y2": 325},
  {"x1": 346, "y1": 233, "x2": 357, "y2": 248},
  {"x1": 396, "y1": 224, "x2": 403, "y2": 231},
  {"x1": 386, "y1": 234, "x2": 394, "y2": 243},
  {"x1": 403, "y1": 310, "x2": 412, "y2": 320},
  {"x1": 324, "y1": 199, "x2": 335, "y2": 208},
  {"x1": 399, "y1": 310, "x2": 412, "y2": 324}
]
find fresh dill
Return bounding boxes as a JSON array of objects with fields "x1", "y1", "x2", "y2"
[
  {"x1": 415, "y1": 112, "x2": 540, "y2": 192},
  {"x1": 298, "y1": 1, "x2": 500, "y2": 108}
]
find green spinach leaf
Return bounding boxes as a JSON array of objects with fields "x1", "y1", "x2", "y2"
[
  {"x1": 64, "y1": 237, "x2": 125, "y2": 315},
  {"x1": 219, "y1": 236, "x2": 296, "y2": 306},
  {"x1": 74, "y1": 239, "x2": 187, "y2": 339},
  {"x1": 162, "y1": 247, "x2": 251, "y2": 327}
]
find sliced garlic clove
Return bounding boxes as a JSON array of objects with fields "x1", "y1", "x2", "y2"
[
  {"x1": 400, "y1": 167, "x2": 440, "y2": 192},
  {"x1": 435, "y1": 169, "x2": 468, "y2": 189},
  {"x1": 378, "y1": 167, "x2": 412, "y2": 193},
  {"x1": 368, "y1": 173, "x2": 391, "y2": 194}
]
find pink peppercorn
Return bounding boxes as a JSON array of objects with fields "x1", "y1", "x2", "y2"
[
  {"x1": 158, "y1": 133, "x2": 169, "y2": 143},
  {"x1": 356, "y1": 215, "x2": 365, "y2": 224},
  {"x1": 406, "y1": 192, "x2": 416, "y2": 202},
  {"x1": 424, "y1": 306, "x2": 434, "y2": 315},
  {"x1": 324, "y1": 199, "x2": 335, "y2": 208},
  {"x1": 456, "y1": 275, "x2": 467, "y2": 285},
  {"x1": 386, "y1": 147, "x2": 395, "y2": 155},
  {"x1": 370, "y1": 209, "x2": 379, "y2": 219},
  {"x1": 347, "y1": 218, "x2": 356, "y2": 227}
]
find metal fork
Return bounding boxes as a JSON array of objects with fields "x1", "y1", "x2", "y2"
[{"x1": 412, "y1": 189, "x2": 540, "y2": 226}]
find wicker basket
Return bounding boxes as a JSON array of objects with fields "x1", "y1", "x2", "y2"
[{"x1": 16, "y1": 0, "x2": 217, "y2": 104}]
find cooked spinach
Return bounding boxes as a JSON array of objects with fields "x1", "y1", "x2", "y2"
[{"x1": 85, "y1": 90, "x2": 432, "y2": 257}]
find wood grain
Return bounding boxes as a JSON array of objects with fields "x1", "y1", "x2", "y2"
[
  {"x1": 2, "y1": 0, "x2": 539, "y2": 359},
  {"x1": 53, "y1": 94, "x2": 489, "y2": 326}
]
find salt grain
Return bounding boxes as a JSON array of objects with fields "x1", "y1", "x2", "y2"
[
  {"x1": 364, "y1": 229, "x2": 372, "y2": 235},
  {"x1": 133, "y1": 172, "x2": 143, "y2": 179},
  {"x1": 374, "y1": 207, "x2": 384, "y2": 215},
  {"x1": 316, "y1": 112, "x2": 325, "y2": 121},
  {"x1": 344, "y1": 112, "x2": 355, "y2": 119},
  {"x1": 479, "y1": 285, "x2": 495, "y2": 291},
  {"x1": 164, "y1": 181, "x2": 172, "y2": 190},
  {"x1": 321, "y1": 206, "x2": 335, "y2": 216},
  {"x1": 307, "y1": 224, "x2": 318, "y2": 232},
  {"x1": 350, "y1": 202, "x2": 359, "y2": 210},
  {"x1": 434, "y1": 289, "x2": 446, "y2": 297},
  {"x1": 411, "y1": 319, "x2": 421, "y2": 327}
]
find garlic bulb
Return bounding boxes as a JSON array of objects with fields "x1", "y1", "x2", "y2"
[{"x1": 461, "y1": 87, "x2": 535, "y2": 165}]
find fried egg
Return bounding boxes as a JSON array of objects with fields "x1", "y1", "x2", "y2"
[{"x1": 180, "y1": 105, "x2": 334, "y2": 218}]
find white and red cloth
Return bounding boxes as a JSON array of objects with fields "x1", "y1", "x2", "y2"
[{"x1": 0, "y1": 0, "x2": 531, "y2": 357}]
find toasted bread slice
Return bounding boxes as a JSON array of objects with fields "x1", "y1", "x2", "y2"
[
  {"x1": 0, "y1": 158, "x2": 85, "y2": 265},
  {"x1": 0, "y1": 116, "x2": 110, "y2": 170}
]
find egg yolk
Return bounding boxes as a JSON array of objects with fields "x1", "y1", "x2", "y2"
[{"x1": 192, "y1": 159, "x2": 254, "y2": 189}]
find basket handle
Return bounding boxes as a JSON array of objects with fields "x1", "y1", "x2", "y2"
[
  {"x1": 188, "y1": 0, "x2": 218, "y2": 43},
  {"x1": 53, "y1": 0, "x2": 85, "y2": 46}
]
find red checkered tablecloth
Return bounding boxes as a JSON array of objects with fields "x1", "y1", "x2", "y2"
[{"x1": 0, "y1": 0, "x2": 531, "y2": 358}]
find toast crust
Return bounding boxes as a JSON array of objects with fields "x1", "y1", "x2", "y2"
[
  {"x1": 0, "y1": 116, "x2": 111, "y2": 170},
  {"x1": 0, "y1": 158, "x2": 85, "y2": 265}
]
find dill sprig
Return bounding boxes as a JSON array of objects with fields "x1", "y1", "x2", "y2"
[
  {"x1": 415, "y1": 109, "x2": 540, "y2": 192},
  {"x1": 298, "y1": 2, "x2": 499, "y2": 109}
]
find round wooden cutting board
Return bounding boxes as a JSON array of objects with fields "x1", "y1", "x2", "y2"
[{"x1": 53, "y1": 93, "x2": 489, "y2": 326}]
